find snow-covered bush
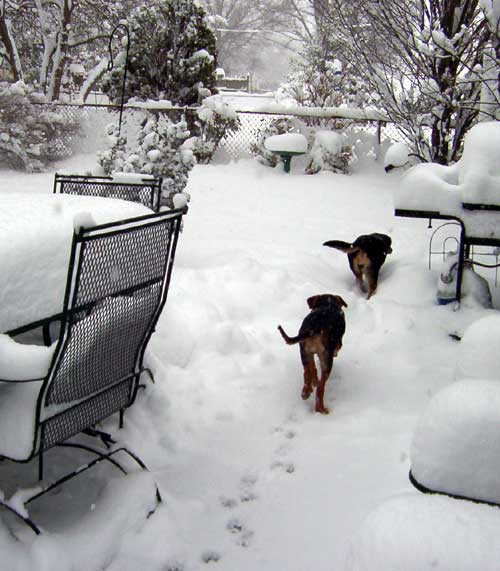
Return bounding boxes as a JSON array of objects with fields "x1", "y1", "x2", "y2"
[
  {"x1": 193, "y1": 95, "x2": 240, "y2": 164},
  {"x1": 97, "y1": 123, "x2": 128, "y2": 176},
  {"x1": 0, "y1": 81, "x2": 79, "y2": 172},
  {"x1": 98, "y1": 111, "x2": 195, "y2": 207},
  {"x1": 305, "y1": 130, "x2": 352, "y2": 175}
]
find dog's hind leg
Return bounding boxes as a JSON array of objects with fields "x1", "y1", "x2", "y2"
[
  {"x1": 315, "y1": 351, "x2": 334, "y2": 414},
  {"x1": 300, "y1": 346, "x2": 316, "y2": 400},
  {"x1": 365, "y1": 271, "x2": 378, "y2": 299}
]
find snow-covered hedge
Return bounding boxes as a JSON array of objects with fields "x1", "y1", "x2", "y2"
[
  {"x1": 98, "y1": 111, "x2": 195, "y2": 208},
  {"x1": 0, "y1": 81, "x2": 79, "y2": 172},
  {"x1": 305, "y1": 130, "x2": 352, "y2": 175}
]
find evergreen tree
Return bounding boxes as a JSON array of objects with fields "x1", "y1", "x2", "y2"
[{"x1": 104, "y1": 0, "x2": 218, "y2": 106}]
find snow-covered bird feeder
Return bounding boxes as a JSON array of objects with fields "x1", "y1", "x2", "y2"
[
  {"x1": 384, "y1": 142, "x2": 409, "y2": 172},
  {"x1": 436, "y1": 252, "x2": 492, "y2": 307},
  {"x1": 410, "y1": 379, "x2": 500, "y2": 506},
  {"x1": 264, "y1": 133, "x2": 308, "y2": 173}
]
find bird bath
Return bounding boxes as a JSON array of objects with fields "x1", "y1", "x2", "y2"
[{"x1": 264, "y1": 133, "x2": 308, "y2": 173}]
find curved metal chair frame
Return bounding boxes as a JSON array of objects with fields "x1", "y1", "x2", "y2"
[
  {"x1": 1, "y1": 207, "x2": 185, "y2": 533},
  {"x1": 53, "y1": 173, "x2": 163, "y2": 212}
]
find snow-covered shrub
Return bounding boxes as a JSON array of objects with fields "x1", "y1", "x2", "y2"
[
  {"x1": 193, "y1": 95, "x2": 240, "y2": 164},
  {"x1": 98, "y1": 111, "x2": 195, "y2": 207},
  {"x1": 305, "y1": 130, "x2": 352, "y2": 174},
  {"x1": 0, "y1": 81, "x2": 79, "y2": 172},
  {"x1": 97, "y1": 123, "x2": 128, "y2": 175}
]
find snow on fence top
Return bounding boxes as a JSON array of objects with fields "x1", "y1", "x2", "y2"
[{"x1": 39, "y1": 99, "x2": 389, "y2": 122}]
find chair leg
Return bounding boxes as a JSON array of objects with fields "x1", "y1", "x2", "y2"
[
  {"x1": 38, "y1": 452, "x2": 44, "y2": 481},
  {"x1": 119, "y1": 409, "x2": 124, "y2": 429},
  {"x1": 5, "y1": 444, "x2": 161, "y2": 535}
]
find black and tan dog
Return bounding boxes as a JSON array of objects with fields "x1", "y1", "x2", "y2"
[
  {"x1": 323, "y1": 233, "x2": 392, "y2": 299},
  {"x1": 278, "y1": 294, "x2": 347, "y2": 414}
]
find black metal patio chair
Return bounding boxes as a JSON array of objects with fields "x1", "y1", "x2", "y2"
[
  {"x1": 53, "y1": 173, "x2": 163, "y2": 212},
  {"x1": 0, "y1": 207, "x2": 186, "y2": 534}
]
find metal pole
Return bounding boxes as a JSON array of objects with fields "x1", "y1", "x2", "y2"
[{"x1": 108, "y1": 24, "x2": 130, "y2": 137}]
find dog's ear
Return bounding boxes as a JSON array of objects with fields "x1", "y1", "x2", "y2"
[
  {"x1": 307, "y1": 295, "x2": 319, "y2": 309},
  {"x1": 323, "y1": 240, "x2": 356, "y2": 254},
  {"x1": 382, "y1": 235, "x2": 393, "y2": 254},
  {"x1": 334, "y1": 295, "x2": 348, "y2": 308}
]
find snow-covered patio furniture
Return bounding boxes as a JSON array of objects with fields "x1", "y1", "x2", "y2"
[
  {"x1": 264, "y1": 133, "x2": 308, "y2": 173},
  {"x1": 346, "y1": 492, "x2": 500, "y2": 570},
  {"x1": 0, "y1": 208, "x2": 185, "y2": 534},
  {"x1": 54, "y1": 172, "x2": 163, "y2": 212},
  {"x1": 346, "y1": 378, "x2": 500, "y2": 570},
  {"x1": 394, "y1": 121, "x2": 500, "y2": 303},
  {"x1": 0, "y1": 193, "x2": 153, "y2": 335},
  {"x1": 410, "y1": 379, "x2": 500, "y2": 505}
]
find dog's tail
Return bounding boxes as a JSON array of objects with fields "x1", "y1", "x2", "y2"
[
  {"x1": 278, "y1": 325, "x2": 309, "y2": 345},
  {"x1": 323, "y1": 240, "x2": 357, "y2": 254}
]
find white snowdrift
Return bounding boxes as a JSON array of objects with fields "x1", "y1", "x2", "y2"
[
  {"x1": 410, "y1": 379, "x2": 500, "y2": 504},
  {"x1": 456, "y1": 313, "x2": 500, "y2": 380},
  {"x1": 346, "y1": 493, "x2": 500, "y2": 571}
]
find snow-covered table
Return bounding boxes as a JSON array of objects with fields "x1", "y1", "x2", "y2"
[
  {"x1": 0, "y1": 192, "x2": 152, "y2": 334},
  {"x1": 394, "y1": 121, "x2": 500, "y2": 302}
]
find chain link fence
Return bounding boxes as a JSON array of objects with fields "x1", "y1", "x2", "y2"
[
  {"x1": 218, "y1": 111, "x2": 404, "y2": 160},
  {"x1": 33, "y1": 102, "x2": 405, "y2": 162}
]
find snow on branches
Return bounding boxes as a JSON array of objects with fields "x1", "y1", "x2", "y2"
[
  {"x1": 0, "y1": 81, "x2": 79, "y2": 172},
  {"x1": 98, "y1": 110, "x2": 195, "y2": 208}
]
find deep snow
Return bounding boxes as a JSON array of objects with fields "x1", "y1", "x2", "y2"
[{"x1": 0, "y1": 153, "x2": 499, "y2": 570}]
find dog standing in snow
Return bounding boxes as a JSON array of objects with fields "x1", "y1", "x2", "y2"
[
  {"x1": 323, "y1": 233, "x2": 392, "y2": 299},
  {"x1": 278, "y1": 294, "x2": 347, "y2": 414}
]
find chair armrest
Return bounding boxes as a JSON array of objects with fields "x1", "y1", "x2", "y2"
[{"x1": 0, "y1": 333, "x2": 55, "y2": 382}]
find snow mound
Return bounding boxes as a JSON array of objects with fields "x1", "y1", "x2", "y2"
[
  {"x1": 312, "y1": 130, "x2": 342, "y2": 155},
  {"x1": 0, "y1": 334, "x2": 54, "y2": 381},
  {"x1": 395, "y1": 121, "x2": 500, "y2": 210},
  {"x1": 384, "y1": 142, "x2": 409, "y2": 171},
  {"x1": 264, "y1": 133, "x2": 308, "y2": 154},
  {"x1": 346, "y1": 493, "x2": 500, "y2": 571},
  {"x1": 410, "y1": 379, "x2": 500, "y2": 504},
  {"x1": 456, "y1": 314, "x2": 500, "y2": 380}
]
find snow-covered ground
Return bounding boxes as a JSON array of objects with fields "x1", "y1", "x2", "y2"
[{"x1": 0, "y1": 153, "x2": 499, "y2": 569}]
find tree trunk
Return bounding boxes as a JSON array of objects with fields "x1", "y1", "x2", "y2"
[
  {"x1": 47, "y1": 0, "x2": 73, "y2": 101},
  {"x1": 0, "y1": 14, "x2": 23, "y2": 81}
]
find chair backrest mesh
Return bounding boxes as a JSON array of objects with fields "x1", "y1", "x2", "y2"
[
  {"x1": 55, "y1": 176, "x2": 161, "y2": 211},
  {"x1": 44, "y1": 212, "x2": 180, "y2": 413}
]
